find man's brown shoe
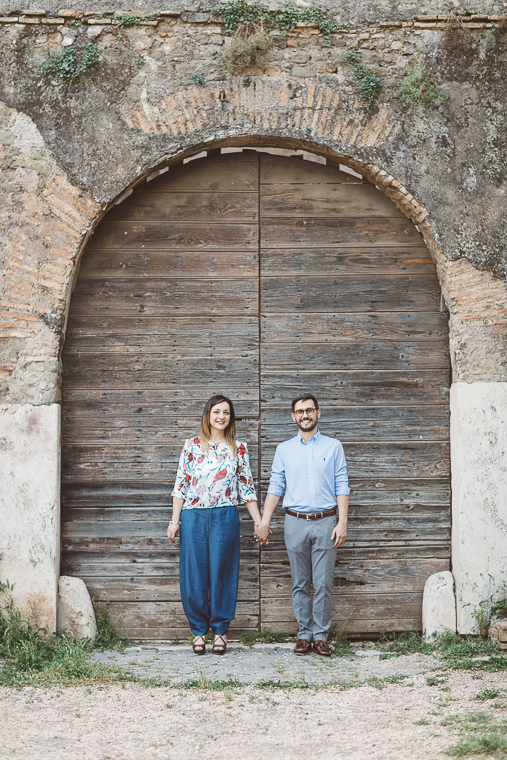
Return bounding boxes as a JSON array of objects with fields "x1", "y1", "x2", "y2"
[
  {"x1": 293, "y1": 639, "x2": 312, "y2": 655},
  {"x1": 313, "y1": 640, "x2": 332, "y2": 657}
]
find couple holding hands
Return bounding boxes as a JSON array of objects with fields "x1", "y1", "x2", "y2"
[{"x1": 167, "y1": 393, "x2": 350, "y2": 657}]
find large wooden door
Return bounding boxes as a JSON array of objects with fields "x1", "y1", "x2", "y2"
[{"x1": 61, "y1": 150, "x2": 450, "y2": 640}]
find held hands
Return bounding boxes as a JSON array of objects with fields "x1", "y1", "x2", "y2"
[
  {"x1": 167, "y1": 523, "x2": 181, "y2": 543},
  {"x1": 331, "y1": 521, "x2": 347, "y2": 549},
  {"x1": 254, "y1": 522, "x2": 272, "y2": 545}
]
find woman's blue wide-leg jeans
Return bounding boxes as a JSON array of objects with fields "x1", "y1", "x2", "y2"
[{"x1": 179, "y1": 506, "x2": 240, "y2": 636}]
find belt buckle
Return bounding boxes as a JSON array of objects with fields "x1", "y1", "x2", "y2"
[{"x1": 306, "y1": 513, "x2": 315, "y2": 520}]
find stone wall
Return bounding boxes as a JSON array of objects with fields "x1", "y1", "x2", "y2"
[{"x1": 0, "y1": 0, "x2": 506, "y2": 632}]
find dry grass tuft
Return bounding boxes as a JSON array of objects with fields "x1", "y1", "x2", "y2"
[
  {"x1": 223, "y1": 21, "x2": 272, "y2": 74},
  {"x1": 441, "y1": 13, "x2": 471, "y2": 56}
]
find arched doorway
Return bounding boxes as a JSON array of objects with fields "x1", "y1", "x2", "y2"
[{"x1": 61, "y1": 149, "x2": 450, "y2": 640}]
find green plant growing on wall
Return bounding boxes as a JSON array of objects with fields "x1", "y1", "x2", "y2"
[
  {"x1": 191, "y1": 73, "x2": 208, "y2": 86},
  {"x1": 223, "y1": 20, "x2": 271, "y2": 74},
  {"x1": 400, "y1": 65, "x2": 448, "y2": 111},
  {"x1": 344, "y1": 50, "x2": 383, "y2": 110},
  {"x1": 40, "y1": 42, "x2": 99, "y2": 87},
  {"x1": 210, "y1": 0, "x2": 348, "y2": 44},
  {"x1": 115, "y1": 13, "x2": 156, "y2": 30}
]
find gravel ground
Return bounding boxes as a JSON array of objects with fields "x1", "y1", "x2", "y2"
[
  {"x1": 1, "y1": 648, "x2": 507, "y2": 760},
  {"x1": 89, "y1": 642, "x2": 431, "y2": 684}
]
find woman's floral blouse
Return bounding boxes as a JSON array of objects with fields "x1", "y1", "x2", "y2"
[{"x1": 172, "y1": 438, "x2": 257, "y2": 509}]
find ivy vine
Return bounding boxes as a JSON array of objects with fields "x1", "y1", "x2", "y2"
[
  {"x1": 115, "y1": 13, "x2": 156, "y2": 30},
  {"x1": 344, "y1": 50, "x2": 383, "y2": 110},
  {"x1": 209, "y1": 0, "x2": 348, "y2": 44},
  {"x1": 40, "y1": 42, "x2": 99, "y2": 87}
]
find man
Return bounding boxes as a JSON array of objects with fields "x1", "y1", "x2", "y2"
[{"x1": 256, "y1": 393, "x2": 350, "y2": 657}]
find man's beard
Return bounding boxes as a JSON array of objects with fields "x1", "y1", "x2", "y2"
[{"x1": 296, "y1": 417, "x2": 318, "y2": 433}]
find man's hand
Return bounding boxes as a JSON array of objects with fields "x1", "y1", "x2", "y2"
[
  {"x1": 167, "y1": 523, "x2": 181, "y2": 543},
  {"x1": 331, "y1": 521, "x2": 347, "y2": 548},
  {"x1": 254, "y1": 522, "x2": 272, "y2": 545}
]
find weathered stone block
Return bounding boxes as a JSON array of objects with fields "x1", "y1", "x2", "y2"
[
  {"x1": 451, "y1": 383, "x2": 507, "y2": 633},
  {"x1": 0, "y1": 403, "x2": 60, "y2": 631},
  {"x1": 58, "y1": 576, "x2": 97, "y2": 640},
  {"x1": 489, "y1": 620, "x2": 507, "y2": 650},
  {"x1": 422, "y1": 571, "x2": 457, "y2": 640}
]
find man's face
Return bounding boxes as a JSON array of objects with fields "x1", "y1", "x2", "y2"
[{"x1": 291, "y1": 399, "x2": 321, "y2": 433}]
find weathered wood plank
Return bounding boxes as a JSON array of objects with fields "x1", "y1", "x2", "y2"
[
  {"x1": 68, "y1": 278, "x2": 258, "y2": 317},
  {"x1": 261, "y1": 371, "x2": 450, "y2": 405},
  {"x1": 261, "y1": 558, "x2": 449, "y2": 596},
  {"x1": 261, "y1": 546, "x2": 450, "y2": 563},
  {"x1": 87, "y1": 222, "x2": 258, "y2": 251},
  {"x1": 62, "y1": 409, "x2": 446, "y2": 444},
  {"x1": 261, "y1": 442, "x2": 450, "y2": 478},
  {"x1": 78, "y1": 251, "x2": 258, "y2": 279},
  {"x1": 62, "y1": 417, "x2": 259, "y2": 444},
  {"x1": 262, "y1": 406, "x2": 449, "y2": 426},
  {"x1": 258, "y1": 619, "x2": 423, "y2": 635},
  {"x1": 261, "y1": 218, "x2": 424, "y2": 248},
  {"x1": 61, "y1": 479, "x2": 450, "y2": 508},
  {"x1": 136, "y1": 154, "x2": 259, "y2": 192},
  {"x1": 262, "y1": 340, "x2": 450, "y2": 371},
  {"x1": 62, "y1": 388, "x2": 259, "y2": 417},
  {"x1": 260, "y1": 154, "x2": 364, "y2": 184},
  {"x1": 66, "y1": 315, "x2": 259, "y2": 339},
  {"x1": 261, "y1": 274, "x2": 440, "y2": 312},
  {"x1": 107, "y1": 191, "x2": 259, "y2": 223},
  {"x1": 260, "y1": 593, "x2": 422, "y2": 622},
  {"x1": 262, "y1": 312, "x2": 449, "y2": 342},
  {"x1": 98, "y1": 600, "x2": 259, "y2": 627},
  {"x1": 62, "y1": 540, "x2": 449, "y2": 562},
  {"x1": 261, "y1": 247, "x2": 436, "y2": 275},
  {"x1": 63, "y1": 353, "x2": 258, "y2": 374},
  {"x1": 260, "y1": 184, "x2": 404, "y2": 218}
]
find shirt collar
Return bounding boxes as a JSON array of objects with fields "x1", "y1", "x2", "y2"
[{"x1": 298, "y1": 428, "x2": 321, "y2": 445}]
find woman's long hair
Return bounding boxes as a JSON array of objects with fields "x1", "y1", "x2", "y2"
[{"x1": 200, "y1": 394, "x2": 237, "y2": 456}]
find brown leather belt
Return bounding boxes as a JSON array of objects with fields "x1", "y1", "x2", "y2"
[{"x1": 285, "y1": 507, "x2": 337, "y2": 520}]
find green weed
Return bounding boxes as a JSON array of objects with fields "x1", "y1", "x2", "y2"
[
  {"x1": 41, "y1": 42, "x2": 99, "y2": 87},
  {"x1": 191, "y1": 73, "x2": 208, "y2": 86},
  {"x1": 209, "y1": 0, "x2": 347, "y2": 44},
  {"x1": 400, "y1": 65, "x2": 447, "y2": 111},
  {"x1": 93, "y1": 601, "x2": 129, "y2": 651},
  {"x1": 115, "y1": 13, "x2": 155, "y2": 30},
  {"x1": 444, "y1": 714, "x2": 507, "y2": 758},
  {"x1": 476, "y1": 688, "x2": 502, "y2": 701},
  {"x1": 377, "y1": 631, "x2": 435, "y2": 657},
  {"x1": 344, "y1": 50, "x2": 383, "y2": 110}
]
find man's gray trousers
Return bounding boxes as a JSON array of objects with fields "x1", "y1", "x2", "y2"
[{"x1": 284, "y1": 513, "x2": 337, "y2": 641}]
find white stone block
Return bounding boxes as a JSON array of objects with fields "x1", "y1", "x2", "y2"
[
  {"x1": 0, "y1": 404, "x2": 60, "y2": 631},
  {"x1": 451, "y1": 382, "x2": 507, "y2": 633},
  {"x1": 422, "y1": 571, "x2": 456, "y2": 640},
  {"x1": 58, "y1": 576, "x2": 97, "y2": 640}
]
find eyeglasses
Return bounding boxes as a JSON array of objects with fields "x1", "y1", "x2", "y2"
[{"x1": 293, "y1": 407, "x2": 317, "y2": 418}]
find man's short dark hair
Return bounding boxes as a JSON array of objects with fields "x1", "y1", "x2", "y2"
[{"x1": 291, "y1": 393, "x2": 319, "y2": 413}]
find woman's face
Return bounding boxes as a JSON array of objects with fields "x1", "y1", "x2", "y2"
[{"x1": 209, "y1": 401, "x2": 231, "y2": 434}]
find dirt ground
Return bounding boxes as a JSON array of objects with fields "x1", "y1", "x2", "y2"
[{"x1": 1, "y1": 667, "x2": 507, "y2": 760}]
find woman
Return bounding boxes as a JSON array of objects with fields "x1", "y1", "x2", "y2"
[{"x1": 167, "y1": 394, "x2": 261, "y2": 655}]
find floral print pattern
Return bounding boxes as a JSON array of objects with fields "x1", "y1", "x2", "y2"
[{"x1": 172, "y1": 437, "x2": 257, "y2": 509}]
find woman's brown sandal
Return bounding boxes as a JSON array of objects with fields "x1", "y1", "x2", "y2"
[
  {"x1": 212, "y1": 634, "x2": 227, "y2": 655},
  {"x1": 192, "y1": 635, "x2": 206, "y2": 655}
]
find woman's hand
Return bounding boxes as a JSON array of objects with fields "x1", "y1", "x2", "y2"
[{"x1": 167, "y1": 522, "x2": 181, "y2": 543}]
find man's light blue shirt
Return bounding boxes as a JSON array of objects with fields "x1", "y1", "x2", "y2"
[{"x1": 267, "y1": 428, "x2": 350, "y2": 513}]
